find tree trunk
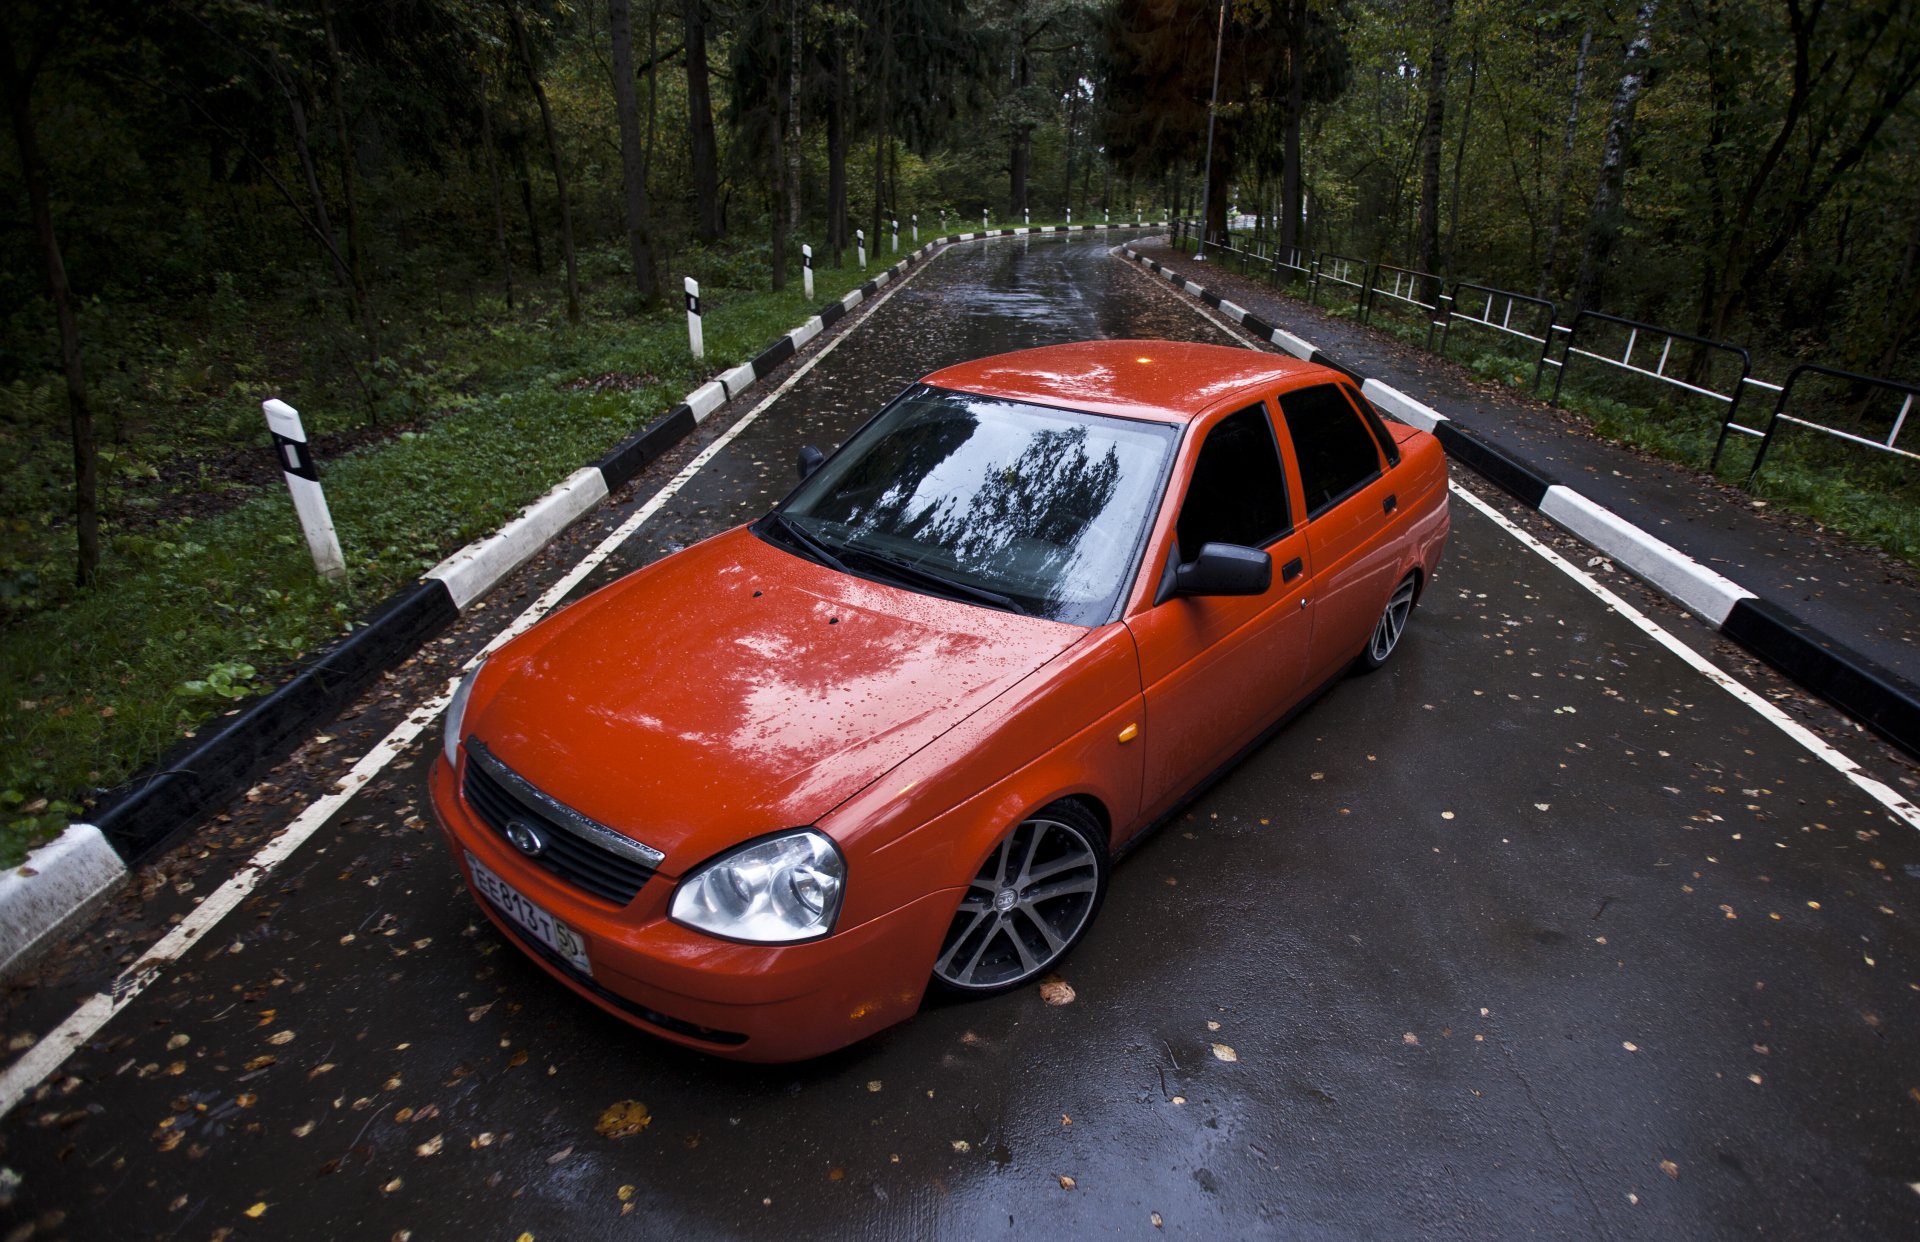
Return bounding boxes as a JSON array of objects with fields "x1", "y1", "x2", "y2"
[
  {"x1": 317, "y1": 0, "x2": 366, "y2": 303},
  {"x1": 1417, "y1": 0, "x2": 1453, "y2": 300},
  {"x1": 1062, "y1": 85, "x2": 1079, "y2": 218},
  {"x1": 1442, "y1": 40, "x2": 1478, "y2": 278},
  {"x1": 479, "y1": 79, "x2": 515, "y2": 309},
  {"x1": 786, "y1": 0, "x2": 802, "y2": 231},
  {"x1": 1537, "y1": 26, "x2": 1590, "y2": 300},
  {"x1": 609, "y1": 0, "x2": 656, "y2": 305},
  {"x1": 869, "y1": 0, "x2": 890, "y2": 248},
  {"x1": 1575, "y1": 0, "x2": 1658, "y2": 316},
  {"x1": 1010, "y1": 44, "x2": 1030, "y2": 213},
  {"x1": 770, "y1": 0, "x2": 788, "y2": 291},
  {"x1": 1, "y1": 36, "x2": 98, "y2": 586},
  {"x1": 509, "y1": 4, "x2": 581, "y2": 323},
  {"x1": 513, "y1": 138, "x2": 546, "y2": 275},
  {"x1": 827, "y1": 25, "x2": 846, "y2": 261},
  {"x1": 1280, "y1": 0, "x2": 1305, "y2": 249},
  {"x1": 682, "y1": 0, "x2": 720, "y2": 243}
]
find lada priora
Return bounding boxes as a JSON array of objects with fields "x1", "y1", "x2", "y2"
[{"x1": 430, "y1": 340, "x2": 1450, "y2": 1060}]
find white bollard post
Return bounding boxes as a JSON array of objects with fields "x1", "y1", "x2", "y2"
[
  {"x1": 982, "y1": 209, "x2": 988, "y2": 232},
  {"x1": 1137, "y1": 208, "x2": 1142, "y2": 224},
  {"x1": 890, "y1": 219, "x2": 898, "y2": 252},
  {"x1": 262, "y1": 399, "x2": 346, "y2": 582},
  {"x1": 912, "y1": 213, "x2": 918, "y2": 243},
  {"x1": 1024, "y1": 208, "x2": 1029, "y2": 226},
  {"x1": 1105, "y1": 208, "x2": 1110, "y2": 224},
  {"x1": 856, "y1": 229, "x2": 866, "y2": 269},
  {"x1": 684, "y1": 276, "x2": 703, "y2": 359},
  {"x1": 1066, "y1": 206, "x2": 1072, "y2": 226},
  {"x1": 802, "y1": 244, "x2": 814, "y2": 299}
]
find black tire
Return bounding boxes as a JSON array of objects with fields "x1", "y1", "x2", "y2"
[
  {"x1": 929, "y1": 800, "x2": 1109, "y2": 996},
  {"x1": 1358, "y1": 572, "x2": 1420, "y2": 671}
]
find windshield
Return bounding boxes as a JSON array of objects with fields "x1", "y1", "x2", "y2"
[{"x1": 768, "y1": 386, "x2": 1178, "y2": 625}]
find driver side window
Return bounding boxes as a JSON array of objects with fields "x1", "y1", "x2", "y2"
[{"x1": 1174, "y1": 403, "x2": 1291, "y2": 561}]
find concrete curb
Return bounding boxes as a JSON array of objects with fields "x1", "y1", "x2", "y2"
[
  {"x1": 1118, "y1": 244, "x2": 1920, "y2": 760},
  {"x1": 1, "y1": 222, "x2": 1170, "y2": 979}
]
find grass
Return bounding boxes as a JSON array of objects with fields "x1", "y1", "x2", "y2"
[{"x1": 0, "y1": 245, "x2": 879, "y2": 866}]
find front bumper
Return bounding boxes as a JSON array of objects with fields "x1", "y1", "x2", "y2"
[{"x1": 428, "y1": 755, "x2": 955, "y2": 1062}]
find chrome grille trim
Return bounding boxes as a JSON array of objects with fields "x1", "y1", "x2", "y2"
[{"x1": 464, "y1": 738, "x2": 666, "y2": 868}]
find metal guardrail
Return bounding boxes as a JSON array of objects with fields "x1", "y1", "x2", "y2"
[
  {"x1": 1362, "y1": 263, "x2": 1441, "y2": 331},
  {"x1": 1436, "y1": 282, "x2": 1559, "y2": 389},
  {"x1": 1269, "y1": 243, "x2": 1312, "y2": 287},
  {"x1": 1550, "y1": 311, "x2": 1754, "y2": 456},
  {"x1": 1740, "y1": 364, "x2": 1920, "y2": 484},
  {"x1": 1310, "y1": 252, "x2": 1368, "y2": 310}
]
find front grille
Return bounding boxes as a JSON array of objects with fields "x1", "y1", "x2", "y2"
[{"x1": 462, "y1": 740, "x2": 660, "y2": 906}]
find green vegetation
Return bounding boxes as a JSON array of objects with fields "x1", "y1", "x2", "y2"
[{"x1": 0, "y1": 247, "x2": 872, "y2": 866}]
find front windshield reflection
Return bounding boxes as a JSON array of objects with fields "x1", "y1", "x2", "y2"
[{"x1": 773, "y1": 387, "x2": 1177, "y2": 625}]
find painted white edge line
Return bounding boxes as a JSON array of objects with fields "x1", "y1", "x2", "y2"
[
  {"x1": 1450, "y1": 478, "x2": 1920, "y2": 831},
  {"x1": 0, "y1": 242, "x2": 942, "y2": 1123},
  {"x1": 1538, "y1": 485, "x2": 1754, "y2": 626},
  {"x1": 426, "y1": 466, "x2": 609, "y2": 611},
  {"x1": 1130, "y1": 238, "x2": 1920, "y2": 831}
]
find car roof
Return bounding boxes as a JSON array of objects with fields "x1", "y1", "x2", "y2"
[{"x1": 920, "y1": 340, "x2": 1331, "y2": 425}]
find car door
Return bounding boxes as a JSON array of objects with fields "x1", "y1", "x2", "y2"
[
  {"x1": 1126, "y1": 401, "x2": 1315, "y2": 821},
  {"x1": 1276, "y1": 382, "x2": 1404, "y2": 682}
]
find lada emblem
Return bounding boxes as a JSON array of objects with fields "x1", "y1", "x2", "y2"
[{"x1": 504, "y1": 818, "x2": 547, "y2": 858}]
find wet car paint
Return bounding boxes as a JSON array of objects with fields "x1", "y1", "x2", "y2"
[{"x1": 1, "y1": 235, "x2": 1917, "y2": 1239}]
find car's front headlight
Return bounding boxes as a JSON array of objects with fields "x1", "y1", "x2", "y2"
[
  {"x1": 670, "y1": 830, "x2": 845, "y2": 943},
  {"x1": 442, "y1": 660, "x2": 485, "y2": 767}
]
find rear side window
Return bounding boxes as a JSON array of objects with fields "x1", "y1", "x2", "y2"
[
  {"x1": 1280, "y1": 384, "x2": 1385, "y2": 517},
  {"x1": 1175, "y1": 403, "x2": 1290, "y2": 560}
]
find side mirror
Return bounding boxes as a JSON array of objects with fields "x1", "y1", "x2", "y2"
[
  {"x1": 1173, "y1": 543, "x2": 1271, "y2": 597},
  {"x1": 796, "y1": 445, "x2": 825, "y2": 480}
]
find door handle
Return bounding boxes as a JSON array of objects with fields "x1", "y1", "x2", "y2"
[
  {"x1": 1282, "y1": 557, "x2": 1303, "y2": 582},
  {"x1": 1383, "y1": 493, "x2": 1398, "y2": 515}
]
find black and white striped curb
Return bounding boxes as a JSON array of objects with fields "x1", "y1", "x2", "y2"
[
  {"x1": 1119, "y1": 244, "x2": 1920, "y2": 761},
  {"x1": 0, "y1": 222, "x2": 1168, "y2": 976}
]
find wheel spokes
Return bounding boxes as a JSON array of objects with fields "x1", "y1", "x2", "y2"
[{"x1": 935, "y1": 815, "x2": 1102, "y2": 991}]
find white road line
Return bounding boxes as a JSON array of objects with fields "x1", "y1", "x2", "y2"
[
  {"x1": 1132, "y1": 247, "x2": 1920, "y2": 830},
  {"x1": 0, "y1": 252, "x2": 940, "y2": 1121},
  {"x1": 1450, "y1": 479, "x2": 1920, "y2": 831}
]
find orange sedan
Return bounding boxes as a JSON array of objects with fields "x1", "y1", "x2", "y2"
[{"x1": 429, "y1": 340, "x2": 1450, "y2": 1061}]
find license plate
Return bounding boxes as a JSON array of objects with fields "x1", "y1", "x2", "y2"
[{"x1": 466, "y1": 851, "x2": 592, "y2": 977}]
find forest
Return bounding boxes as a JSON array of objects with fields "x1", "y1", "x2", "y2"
[{"x1": 2, "y1": 0, "x2": 1917, "y2": 857}]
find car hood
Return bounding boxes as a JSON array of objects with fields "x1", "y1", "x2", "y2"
[{"x1": 465, "y1": 525, "x2": 1086, "y2": 874}]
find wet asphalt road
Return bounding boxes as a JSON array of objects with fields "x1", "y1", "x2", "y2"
[{"x1": 3, "y1": 235, "x2": 1919, "y2": 1240}]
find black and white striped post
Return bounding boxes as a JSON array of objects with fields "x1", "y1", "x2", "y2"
[
  {"x1": 801, "y1": 244, "x2": 813, "y2": 299},
  {"x1": 912, "y1": 213, "x2": 918, "y2": 243},
  {"x1": 1067, "y1": 207, "x2": 1072, "y2": 225},
  {"x1": 1024, "y1": 208, "x2": 1030, "y2": 227},
  {"x1": 1105, "y1": 208, "x2": 1110, "y2": 224},
  {"x1": 856, "y1": 228, "x2": 866, "y2": 269},
  {"x1": 891, "y1": 218, "x2": 899, "y2": 252},
  {"x1": 684, "y1": 276, "x2": 703, "y2": 359},
  {"x1": 981, "y1": 209, "x2": 988, "y2": 232},
  {"x1": 262, "y1": 398, "x2": 346, "y2": 582}
]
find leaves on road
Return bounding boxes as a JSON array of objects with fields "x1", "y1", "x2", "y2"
[
  {"x1": 1038, "y1": 975, "x2": 1075, "y2": 1005},
  {"x1": 1211, "y1": 1043, "x2": 1238, "y2": 1062},
  {"x1": 595, "y1": 1100, "x2": 651, "y2": 1139}
]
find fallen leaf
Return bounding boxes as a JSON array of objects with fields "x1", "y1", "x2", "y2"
[
  {"x1": 1170, "y1": 1095, "x2": 1186, "y2": 1105},
  {"x1": 235, "y1": 1093, "x2": 257, "y2": 1109},
  {"x1": 596, "y1": 1100, "x2": 651, "y2": 1139},
  {"x1": 1151, "y1": 1212, "x2": 1164, "y2": 1228},
  {"x1": 1206, "y1": 1020, "x2": 1220, "y2": 1032},
  {"x1": 951, "y1": 1140, "x2": 971, "y2": 1153},
  {"x1": 617, "y1": 1186, "x2": 635, "y2": 1202},
  {"x1": 467, "y1": 1003, "x2": 494, "y2": 1023},
  {"x1": 292, "y1": 1121, "x2": 315, "y2": 1138},
  {"x1": 1211, "y1": 1043, "x2": 1237, "y2": 1062},
  {"x1": 547, "y1": 1146, "x2": 573, "y2": 1165},
  {"x1": 1659, "y1": 1159, "x2": 1679, "y2": 1180},
  {"x1": 243, "y1": 1056, "x2": 275, "y2": 1072},
  {"x1": 381, "y1": 1178, "x2": 403, "y2": 1194},
  {"x1": 471, "y1": 1133, "x2": 495, "y2": 1149},
  {"x1": 415, "y1": 1134, "x2": 443, "y2": 1157},
  {"x1": 245, "y1": 1202, "x2": 267, "y2": 1218},
  {"x1": 167, "y1": 1034, "x2": 190, "y2": 1051},
  {"x1": 1038, "y1": 975, "x2": 1076, "y2": 1005},
  {"x1": 267, "y1": 1030, "x2": 295, "y2": 1046},
  {"x1": 508, "y1": 1049, "x2": 529, "y2": 1068},
  {"x1": 866, "y1": 1081, "x2": 882, "y2": 1093},
  {"x1": 1058, "y1": 1175, "x2": 1077, "y2": 1190},
  {"x1": 1623, "y1": 1041, "x2": 1639, "y2": 1052},
  {"x1": 1402, "y1": 1033, "x2": 1419, "y2": 1046}
]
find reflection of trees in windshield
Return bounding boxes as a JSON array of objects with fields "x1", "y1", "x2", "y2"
[
  {"x1": 825, "y1": 414, "x2": 980, "y2": 532},
  {"x1": 908, "y1": 426, "x2": 1120, "y2": 606}
]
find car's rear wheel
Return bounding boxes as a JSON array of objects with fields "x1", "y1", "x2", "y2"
[
  {"x1": 1360, "y1": 572, "x2": 1420, "y2": 670},
  {"x1": 931, "y1": 801, "x2": 1108, "y2": 995}
]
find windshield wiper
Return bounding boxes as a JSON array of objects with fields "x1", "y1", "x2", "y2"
[
  {"x1": 761, "y1": 512, "x2": 848, "y2": 573},
  {"x1": 839, "y1": 546, "x2": 1026, "y2": 615}
]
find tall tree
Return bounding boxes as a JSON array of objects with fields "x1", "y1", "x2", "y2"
[
  {"x1": 1417, "y1": 0, "x2": 1454, "y2": 285},
  {"x1": 508, "y1": 0, "x2": 581, "y2": 322},
  {"x1": 1537, "y1": 25, "x2": 1591, "y2": 299},
  {"x1": 683, "y1": 0, "x2": 721, "y2": 243},
  {"x1": 609, "y1": 0, "x2": 657, "y2": 304},
  {"x1": 1574, "y1": 0, "x2": 1658, "y2": 314},
  {"x1": 1, "y1": 19, "x2": 97, "y2": 585}
]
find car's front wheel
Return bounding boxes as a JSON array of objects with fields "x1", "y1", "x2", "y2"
[
  {"x1": 930, "y1": 801, "x2": 1108, "y2": 995},
  {"x1": 1359, "y1": 571, "x2": 1420, "y2": 670}
]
